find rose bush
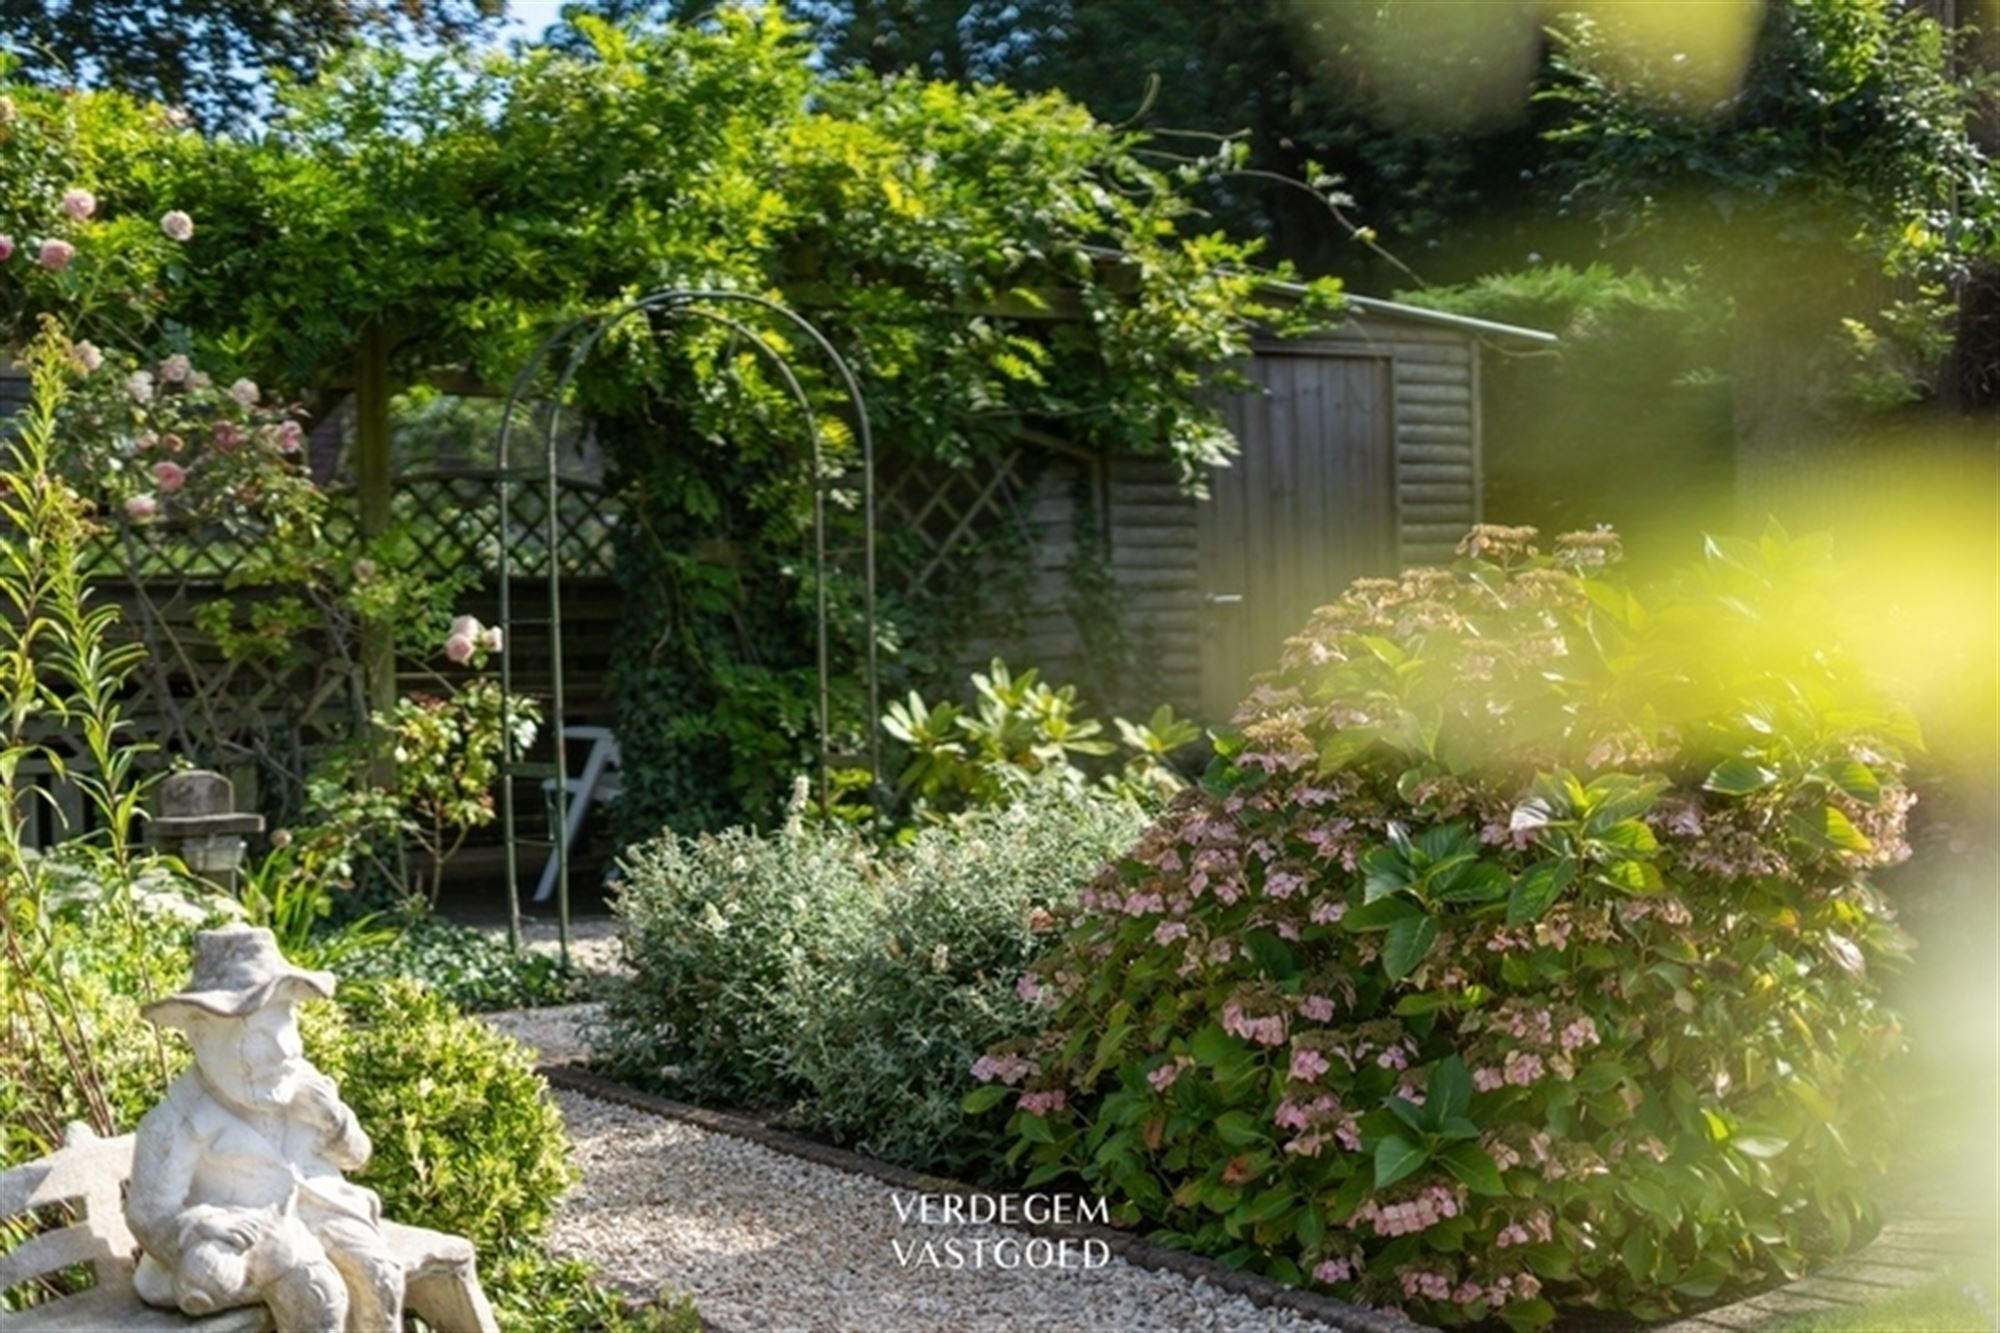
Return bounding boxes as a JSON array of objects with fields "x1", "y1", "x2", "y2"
[{"x1": 978, "y1": 525, "x2": 1916, "y2": 1328}]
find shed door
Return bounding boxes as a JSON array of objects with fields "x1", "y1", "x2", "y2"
[{"x1": 1197, "y1": 353, "x2": 1395, "y2": 718}]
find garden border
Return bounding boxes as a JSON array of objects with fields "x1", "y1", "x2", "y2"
[{"x1": 538, "y1": 1064, "x2": 1432, "y2": 1333}]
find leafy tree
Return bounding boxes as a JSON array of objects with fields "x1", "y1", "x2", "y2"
[
  {"x1": 1540, "y1": 0, "x2": 1997, "y2": 474},
  {"x1": 8, "y1": 11, "x2": 1337, "y2": 832},
  {"x1": 0, "y1": 0, "x2": 504, "y2": 127},
  {"x1": 551, "y1": 0, "x2": 1554, "y2": 283}
]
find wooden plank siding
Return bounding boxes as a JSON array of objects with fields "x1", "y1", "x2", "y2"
[
  {"x1": 962, "y1": 312, "x2": 1486, "y2": 722},
  {"x1": 1197, "y1": 351, "x2": 1397, "y2": 717}
]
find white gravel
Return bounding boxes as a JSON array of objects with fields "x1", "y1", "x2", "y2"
[
  {"x1": 480, "y1": 914, "x2": 629, "y2": 980},
  {"x1": 481, "y1": 1002, "x2": 603, "y2": 1066},
  {"x1": 546, "y1": 1089, "x2": 1352, "y2": 1333}
]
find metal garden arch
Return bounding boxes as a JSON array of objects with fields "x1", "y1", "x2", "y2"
[{"x1": 491, "y1": 289, "x2": 880, "y2": 958}]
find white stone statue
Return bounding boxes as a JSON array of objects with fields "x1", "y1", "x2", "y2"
[{"x1": 126, "y1": 925, "x2": 404, "y2": 1331}]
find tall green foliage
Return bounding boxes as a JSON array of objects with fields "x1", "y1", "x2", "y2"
[
  {"x1": 1542, "y1": 0, "x2": 1996, "y2": 422},
  {"x1": 11, "y1": 12, "x2": 1343, "y2": 836},
  {"x1": 0, "y1": 0, "x2": 503, "y2": 130}
]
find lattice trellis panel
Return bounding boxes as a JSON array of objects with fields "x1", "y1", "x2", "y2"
[
  {"x1": 79, "y1": 470, "x2": 620, "y2": 585},
  {"x1": 319, "y1": 470, "x2": 620, "y2": 580},
  {"x1": 878, "y1": 445, "x2": 1035, "y2": 593}
]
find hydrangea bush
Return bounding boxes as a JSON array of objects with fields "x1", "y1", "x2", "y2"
[{"x1": 978, "y1": 525, "x2": 1916, "y2": 1327}]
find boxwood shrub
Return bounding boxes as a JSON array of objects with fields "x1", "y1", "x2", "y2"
[
  {"x1": 980, "y1": 526, "x2": 1916, "y2": 1327},
  {"x1": 1, "y1": 889, "x2": 620, "y2": 1330}
]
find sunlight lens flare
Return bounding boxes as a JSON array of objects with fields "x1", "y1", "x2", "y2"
[{"x1": 1301, "y1": 0, "x2": 1767, "y2": 128}]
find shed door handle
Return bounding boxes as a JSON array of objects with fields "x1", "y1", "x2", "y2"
[{"x1": 1205, "y1": 593, "x2": 1245, "y2": 606}]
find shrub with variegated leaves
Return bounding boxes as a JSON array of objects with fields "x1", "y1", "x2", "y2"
[{"x1": 975, "y1": 524, "x2": 1917, "y2": 1328}]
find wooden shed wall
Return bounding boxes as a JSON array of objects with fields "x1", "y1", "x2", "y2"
[
  {"x1": 974, "y1": 313, "x2": 1483, "y2": 720},
  {"x1": 1266, "y1": 319, "x2": 1483, "y2": 566}
]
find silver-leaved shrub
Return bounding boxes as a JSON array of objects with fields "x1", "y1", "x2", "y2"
[
  {"x1": 603, "y1": 785, "x2": 1150, "y2": 1175},
  {"x1": 979, "y1": 525, "x2": 1916, "y2": 1328}
]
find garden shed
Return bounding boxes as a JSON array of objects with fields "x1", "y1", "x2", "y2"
[{"x1": 911, "y1": 294, "x2": 1556, "y2": 719}]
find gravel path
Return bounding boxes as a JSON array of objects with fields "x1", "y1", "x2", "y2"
[
  {"x1": 482, "y1": 1001, "x2": 603, "y2": 1067},
  {"x1": 477, "y1": 914, "x2": 629, "y2": 981},
  {"x1": 546, "y1": 1088, "x2": 1350, "y2": 1333}
]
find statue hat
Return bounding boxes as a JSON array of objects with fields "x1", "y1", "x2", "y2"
[{"x1": 143, "y1": 924, "x2": 335, "y2": 1030}]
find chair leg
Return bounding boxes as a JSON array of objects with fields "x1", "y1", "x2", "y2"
[{"x1": 405, "y1": 1270, "x2": 500, "y2": 1333}]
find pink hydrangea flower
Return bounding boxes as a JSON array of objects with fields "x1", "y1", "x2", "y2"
[
  {"x1": 0, "y1": 235, "x2": 13, "y2": 261},
  {"x1": 61, "y1": 189, "x2": 96, "y2": 220},
  {"x1": 38, "y1": 239, "x2": 75, "y2": 271},
  {"x1": 151, "y1": 461, "x2": 187, "y2": 493},
  {"x1": 970, "y1": 1052, "x2": 1039, "y2": 1085},
  {"x1": 1146, "y1": 1060, "x2": 1185, "y2": 1092},
  {"x1": 161, "y1": 210, "x2": 195, "y2": 242},
  {"x1": 1503, "y1": 1049, "x2": 1545, "y2": 1087},
  {"x1": 124, "y1": 494, "x2": 159, "y2": 521},
  {"x1": 1265, "y1": 870, "x2": 1307, "y2": 899},
  {"x1": 1018, "y1": 1088, "x2": 1067, "y2": 1116},
  {"x1": 1313, "y1": 1257, "x2": 1353, "y2": 1284},
  {"x1": 1289, "y1": 1048, "x2": 1331, "y2": 1082}
]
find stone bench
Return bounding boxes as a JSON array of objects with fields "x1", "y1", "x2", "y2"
[{"x1": 1, "y1": 1123, "x2": 497, "y2": 1331}]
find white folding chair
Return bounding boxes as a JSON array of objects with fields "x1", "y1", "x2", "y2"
[{"x1": 535, "y1": 726, "x2": 622, "y2": 903}]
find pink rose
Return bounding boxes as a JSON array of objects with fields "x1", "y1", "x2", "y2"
[
  {"x1": 211, "y1": 422, "x2": 243, "y2": 452},
  {"x1": 60, "y1": 189, "x2": 96, "y2": 220},
  {"x1": 158, "y1": 353, "x2": 192, "y2": 383},
  {"x1": 125, "y1": 370, "x2": 154, "y2": 403},
  {"x1": 38, "y1": 239, "x2": 75, "y2": 271},
  {"x1": 0, "y1": 235, "x2": 14, "y2": 261},
  {"x1": 124, "y1": 494, "x2": 159, "y2": 521},
  {"x1": 151, "y1": 461, "x2": 187, "y2": 493},
  {"x1": 69, "y1": 341, "x2": 103, "y2": 373},
  {"x1": 187, "y1": 370, "x2": 212, "y2": 390},
  {"x1": 450, "y1": 614, "x2": 482, "y2": 640},
  {"x1": 228, "y1": 378, "x2": 259, "y2": 407},
  {"x1": 444, "y1": 634, "x2": 477, "y2": 665},
  {"x1": 274, "y1": 420, "x2": 303, "y2": 454},
  {"x1": 160, "y1": 210, "x2": 194, "y2": 242},
  {"x1": 479, "y1": 626, "x2": 503, "y2": 653}
]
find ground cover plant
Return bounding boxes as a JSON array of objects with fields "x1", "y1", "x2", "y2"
[{"x1": 978, "y1": 524, "x2": 1919, "y2": 1328}]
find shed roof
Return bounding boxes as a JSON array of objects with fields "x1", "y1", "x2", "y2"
[
  {"x1": 1249, "y1": 273, "x2": 1557, "y2": 346},
  {"x1": 1074, "y1": 245, "x2": 1557, "y2": 346}
]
